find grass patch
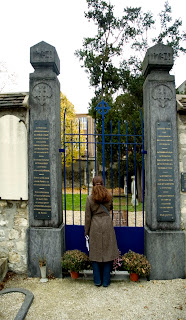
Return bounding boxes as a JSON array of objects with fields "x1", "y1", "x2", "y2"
[
  {"x1": 63, "y1": 194, "x2": 87, "y2": 211},
  {"x1": 63, "y1": 194, "x2": 143, "y2": 212},
  {"x1": 113, "y1": 196, "x2": 143, "y2": 212}
]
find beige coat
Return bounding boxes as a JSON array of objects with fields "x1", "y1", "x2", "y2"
[{"x1": 85, "y1": 195, "x2": 119, "y2": 262}]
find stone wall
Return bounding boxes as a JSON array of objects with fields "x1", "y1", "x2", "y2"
[{"x1": 0, "y1": 200, "x2": 28, "y2": 273}]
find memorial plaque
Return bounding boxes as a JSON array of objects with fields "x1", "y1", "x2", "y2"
[
  {"x1": 156, "y1": 121, "x2": 175, "y2": 222},
  {"x1": 181, "y1": 172, "x2": 186, "y2": 192},
  {"x1": 33, "y1": 120, "x2": 51, "y2": 219}
]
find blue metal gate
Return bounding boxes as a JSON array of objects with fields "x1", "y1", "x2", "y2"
[{"x1": 60, "y1": 100, "x2": 145, "y2": 255}]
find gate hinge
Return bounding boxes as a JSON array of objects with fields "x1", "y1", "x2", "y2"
[
  {"x1": 141, "y1": 149, "x2": 147, "y2": 154},
  {"x1": 59, "y1": 148, "x2": 65, "y2": 153}
]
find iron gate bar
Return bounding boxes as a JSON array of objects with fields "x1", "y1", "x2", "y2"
[
  {"x1": 63, "y1": 109, "x2": 67, "y2": 224},
  {"x1": 118, "y1": 120, "x2": 121, "y2": 226},
  {"x1": 78, "y1": 120, "x2": 82, "y2": 224},
  {"x1": 60, "y1": 100, "x2": 145, "y2": 254},
  {"x1": 71, "y1": 120, "x2": 74, "y2": 224},
  {"x1": 95, "y1": 100, "x2": 110, "y2": 185},
  {"x1": 86, "y1": 118, "x2": 89, "y2": 195},
  {"x1": 94, "y1": 118, "x2": 97, "y2": 176},
  {"x1": 110, "y1": 120, "x2": 114, "y2": 221},
  {"x1": 125, "y1": 120, "x2": 129, "y2": 226},
  {"x1": 133, "y1": 120, "x2": 137, "y2": 226}
]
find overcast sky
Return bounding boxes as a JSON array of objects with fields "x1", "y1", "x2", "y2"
[{"x1": 0, "y1": 0, "x2": 185, "y2": 113}]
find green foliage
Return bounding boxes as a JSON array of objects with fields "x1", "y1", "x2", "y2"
[
  {"x1": 75, "y1": 1, "x2": 185, "y2": 195},
  {"x1": 62, "y1": 250, "x2": 91, "y2": 272},
  {"x1": 75, "y1": 0, "x2": 157, "y2": 96},
  {"x1": 122, "y1": 250, "x2": 151, "y2": 276},
  {"x1": 76, "y1": 1, "x2": 185, "y2": 101},
  {"x1": 152, "y1": 1, "x2": 186, "y2": 56},
  {"x1": 61, "y1": 92, "x2": 86, "y2": 167}
]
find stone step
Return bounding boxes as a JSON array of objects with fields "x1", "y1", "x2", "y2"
[{"x1": 0, "y1": 258, "x2": 8, "y2": 282}]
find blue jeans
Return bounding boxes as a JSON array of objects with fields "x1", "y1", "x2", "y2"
[{"x1": 92, "y1": 261, "x2": 112, "y2": 287}]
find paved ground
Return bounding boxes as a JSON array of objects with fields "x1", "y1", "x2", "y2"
[{"x1": 0, "y1": 272, "x2": 186, "y2": 320}]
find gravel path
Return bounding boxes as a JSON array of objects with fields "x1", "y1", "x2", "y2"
[{"x1": 0, "y1": 273, "x2": 186, "y2": 320}]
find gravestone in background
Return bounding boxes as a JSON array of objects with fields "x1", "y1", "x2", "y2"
[
  {"x1": 27, "y1": 41, "x2": 64, "y2": 278},
  {"x1": 143, "y1": 43, "x2": 185, "y2": 279}
]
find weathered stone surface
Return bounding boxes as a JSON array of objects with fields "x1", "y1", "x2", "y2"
[
  {"x1": 17, "y1": 208, "x2": 28, "y2": 217},
  {"x1": 30, "y1": 41, "x2": 60, "y2": 75},
  {"x1": 27, "y1": 224, "x2": 65, "y2": 278},
  {"x1": 181, "y1": 206, "x2": 186, "y2": 214},
  {"x1": 27, "y1": 41, "x2": 64, "y2": 278},
  {"x1": 0, "y1": 258, "x2": 8, "y2": 282},
  {"x1": 9, "y1": 251, "x2": 21, "y2": 263},
  {"x1": 20, "y1": 202, "x2": 27, "y2": 209},
  {"x1": 14, "y1": 217, "x2": 28, "y2": 227},
  {"x1": 0, "y1": 201, "x2": 8, "y2": 207},
  {"x1": 0, "y1": 230, "x2": 5, "y2": 241},
  {"x1": 0, "y1": 245, "x2": 9, "y2": 258},
  {"x1": 0, "y1": 200, "x2": 28, "y2": 273},
  {"x1": 143, "y1": 43, "x2": 173, "y2": 77},
  {"x1": 143, "y1": 44, "x2": 185, "y2": 279},
  {"x1": 0, "y1": 219, "x2": 8, "y2": 226},
  {"x1": 16, "y1": 241, "x2": 25, "y2": 252},
  {"x1": 143, "y1": 47, "x2": 180, "y2": 230},
  {"x1": 145, "y1": 226, "x2": 185, "y2": 280},
  {"x1": 28, "y1": 41, "x2": 62, "y2": 228},
  {"x1": 20, "y1": 229, "x2": 26, "y2": 239},
  {"x1": 9, "y1": 229, "x2": 20, "y2": 240}
]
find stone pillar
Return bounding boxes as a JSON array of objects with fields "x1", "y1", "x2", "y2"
[
  {"x1": 143, "y1": 43, "x2": 185, "y2": 279},
  {"x1": 27, "y1": 41, "x2": 65, "y2": 278}
]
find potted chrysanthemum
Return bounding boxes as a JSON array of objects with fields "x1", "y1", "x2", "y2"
[
  {"x1": 122, "y1": 250, "x2": 151, "y2": 281},
  {"x1": 62, "y1": 250, "x2": 90, "y2": 279}
]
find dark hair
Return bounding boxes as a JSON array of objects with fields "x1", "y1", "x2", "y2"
[{"x1": 92, "y1": 176, "x2": 112, "y2": 203}]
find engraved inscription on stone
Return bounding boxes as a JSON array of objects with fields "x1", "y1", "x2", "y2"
[
  {"x1": 32, "y1": 83, "x2": 52, "y2": 106},
  {"x1": 181, "y1": 172, "x2": 186, "y2": 192},
  {"x1": 152, "y1": 85, "x2": 173, "y2": 108},
  {"x1": 150, "y1": 52, "x2": 171, "y2": 61},
  {"x1": 33, "y1": 120, "x2": 51, "y2": 219},
  {"x1": 33, "y1": 49, "x2": 53, "y2": 60},
  {"x1": 156, "y1": 122, "x2": 175, "y2": 222}
]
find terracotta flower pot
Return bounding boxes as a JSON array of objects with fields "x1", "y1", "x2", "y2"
[
  {"x1": 70, "y1": 271, "x2": 79, "y2": 279},
  {"x1": 130, "y1": 273, "x2": 139, "y2": 282}
]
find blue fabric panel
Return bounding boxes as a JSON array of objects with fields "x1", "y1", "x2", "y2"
[
  {"x1": 65, "y1": 225, "x2": 89, "y2": 254},
  {"x1": 114, "y1": 227, "x2": 144, "y2": 255},
  {"x1": 65, "y1": 225, "x2": 144, "y2": 255}
]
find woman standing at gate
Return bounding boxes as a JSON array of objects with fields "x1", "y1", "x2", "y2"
[{"x1": 85, "y1": 176, "x2": 119, "y2": 287}]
